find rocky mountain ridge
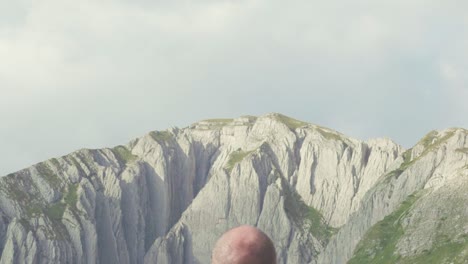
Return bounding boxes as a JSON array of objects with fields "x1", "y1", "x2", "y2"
[{"x1": 0, "y1": 113, "x2": 466, "y2": 263}]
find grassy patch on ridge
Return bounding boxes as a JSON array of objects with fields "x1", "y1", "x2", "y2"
[
  {"x1": 316, "y1": 127, "x2": 343, "y2": 142},
  {"x1": 112, "y1": 145, "x2": 137, "y2": 164},
  {"x1": 348, "y1": 193, "x2": 420, "y2": 264},
  {"x1": 401, "y1": 239, "x2": 468, "y2": 264},
  {"x1": 150, "y1": 131, "x2": 173, "y2": 142},
  {"x1": 274, "y1": 114, "x2": 308, "y2": 130},
  {"x1": 386, "y1": 130, "x2": 456, "y2": 179}
]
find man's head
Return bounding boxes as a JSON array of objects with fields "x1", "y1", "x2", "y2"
[{"x1": 211, "y1": 225, "x2": 277, "y2": 264}]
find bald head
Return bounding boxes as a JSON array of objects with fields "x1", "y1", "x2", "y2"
[{"x1": 211, "y1": 225, "x2": 277, "y2": 264}]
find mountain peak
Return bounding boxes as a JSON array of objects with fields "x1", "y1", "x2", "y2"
[
  {"x1": 1, "y1": 115, "x2": 467, "y2": 264},
  {"x1": 190, "y1": 113, "x2": 311, "y2": 131}
]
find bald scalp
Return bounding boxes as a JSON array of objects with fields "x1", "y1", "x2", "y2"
[{"x1": 211, "y1": 225, "x2": 277, "y2": 264}]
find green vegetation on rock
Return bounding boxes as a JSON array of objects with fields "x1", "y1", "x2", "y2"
[
  {"x1": 112, "y1": 145, "x2": 137, "y2": 164},
  {"x1": 402, "y1": 239, "x2": 468, "y2": 264},
  {"x1": 50, "y1": 158, "x2": 61, "y2": 167},
  {"x1": 348, "y1": 193, "x2": 420, "y2": 264},
  {"x1": 306, "y1": 206, "x2": 337, "y2": 242},
  {"x1": 36, "y1": 162, "x2": 62, "y2": 189},
  {"x1": 316, "y1": 127, "x2": 343, "y2": 142},
  {"x1": 26, "y1": 206, "x2": 42, "y2": 218},
  {"x1": 387, "y1": 130, "x2": 456, "y2": 179},
  {"x1": 45, "y1": 184, "x2": 80, "y2": 220},
  {"x1": 1, "y1": 170, "x2": 81, "y2": 222},
  {"x1": 150, "y1": 131, "x2": 173, "y2": 142},
  {"x1": 18, "y1": 218, "x2": 32, "y2": 230},
  {"x1": 0, "y1": 173, "x2": 43, "y2": 218},
  {"x1": 74, "y1": 149, "x2": 98, "y2": 171},
  {"x1": 274, "y1": 114, "x2": 308, "y2": 130},
  {"x1": 45, "y1": 202, "x2": 66, "y2": 220},
  {"x1": 64, "y1": 184, "x2": 79, "y2": 209},
  {"x1": 225, "y1": 149, "x2": 255, "y2": 173},
  {"x1": 419, "y1": 130, "x2": 439, "y2": 148},
  {"x1": 0, "y1": 164, "x2": 82, "y2": 242},
  {"x1": 387, "y1": 150, "x2": 413, "y2": 178},
  {"x1": 1, "y1": 174, "x2": 30, "y2": 202},
  {"x1": 420, "y1": 130, "x2": 455, "y2": 157},
  {"x1": 42, "y1": 202, "x2": 71, "y2": 240},
  {"x1": 68, "y1": 156, "x2": 85, "y2": 173},
  {"x1": 282, "y1": 180, "x2": 336, "y2": 244}
]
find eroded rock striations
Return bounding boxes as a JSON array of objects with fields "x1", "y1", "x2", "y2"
[{"x1": 0, "y1": 114, "x2": 466, "y2": 263}]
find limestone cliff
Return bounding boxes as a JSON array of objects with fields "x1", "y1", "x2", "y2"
[
  {"x1": 0, "y1": 114, "x2": 466, "y2": 263},
  {"x1": 321, "y1": 128, "x2": 468, "y2": 264}
]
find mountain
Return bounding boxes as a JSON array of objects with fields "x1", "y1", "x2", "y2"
[{"x1": 0, "y1": 113, "x2": 466, "y2": 264}]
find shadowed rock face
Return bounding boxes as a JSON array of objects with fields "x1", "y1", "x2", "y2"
[{"x1": 0, "y1": 114, "x2": 466, "y2": 264}]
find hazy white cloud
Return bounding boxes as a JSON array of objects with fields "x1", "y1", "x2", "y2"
[
  {"x1": 439, "y1": 60, "x2": 468, "y2": 114},
  {"x1": 1, "y1": 0, "x2": 468, "y2": 175}
]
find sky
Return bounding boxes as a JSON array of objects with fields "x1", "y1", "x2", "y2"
[{"x1": 1, "y1": 0, "x2": 467, "y2": 176}]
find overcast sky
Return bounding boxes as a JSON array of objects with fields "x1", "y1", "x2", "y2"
[{"x1": 1, "y1": 0, "x2": 467, "y2": 176}]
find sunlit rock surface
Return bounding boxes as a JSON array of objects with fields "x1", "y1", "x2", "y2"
[{"x1": 0, "y1": 114, "x2": 466, "y2": 263}]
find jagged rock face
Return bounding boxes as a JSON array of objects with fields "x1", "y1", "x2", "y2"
[
  {"x1": 321, "y1": 129, "x2": 468, "y2": 264},
  {"x1": 0, "y1": 114, "x2": 466, "y2": 264}
]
